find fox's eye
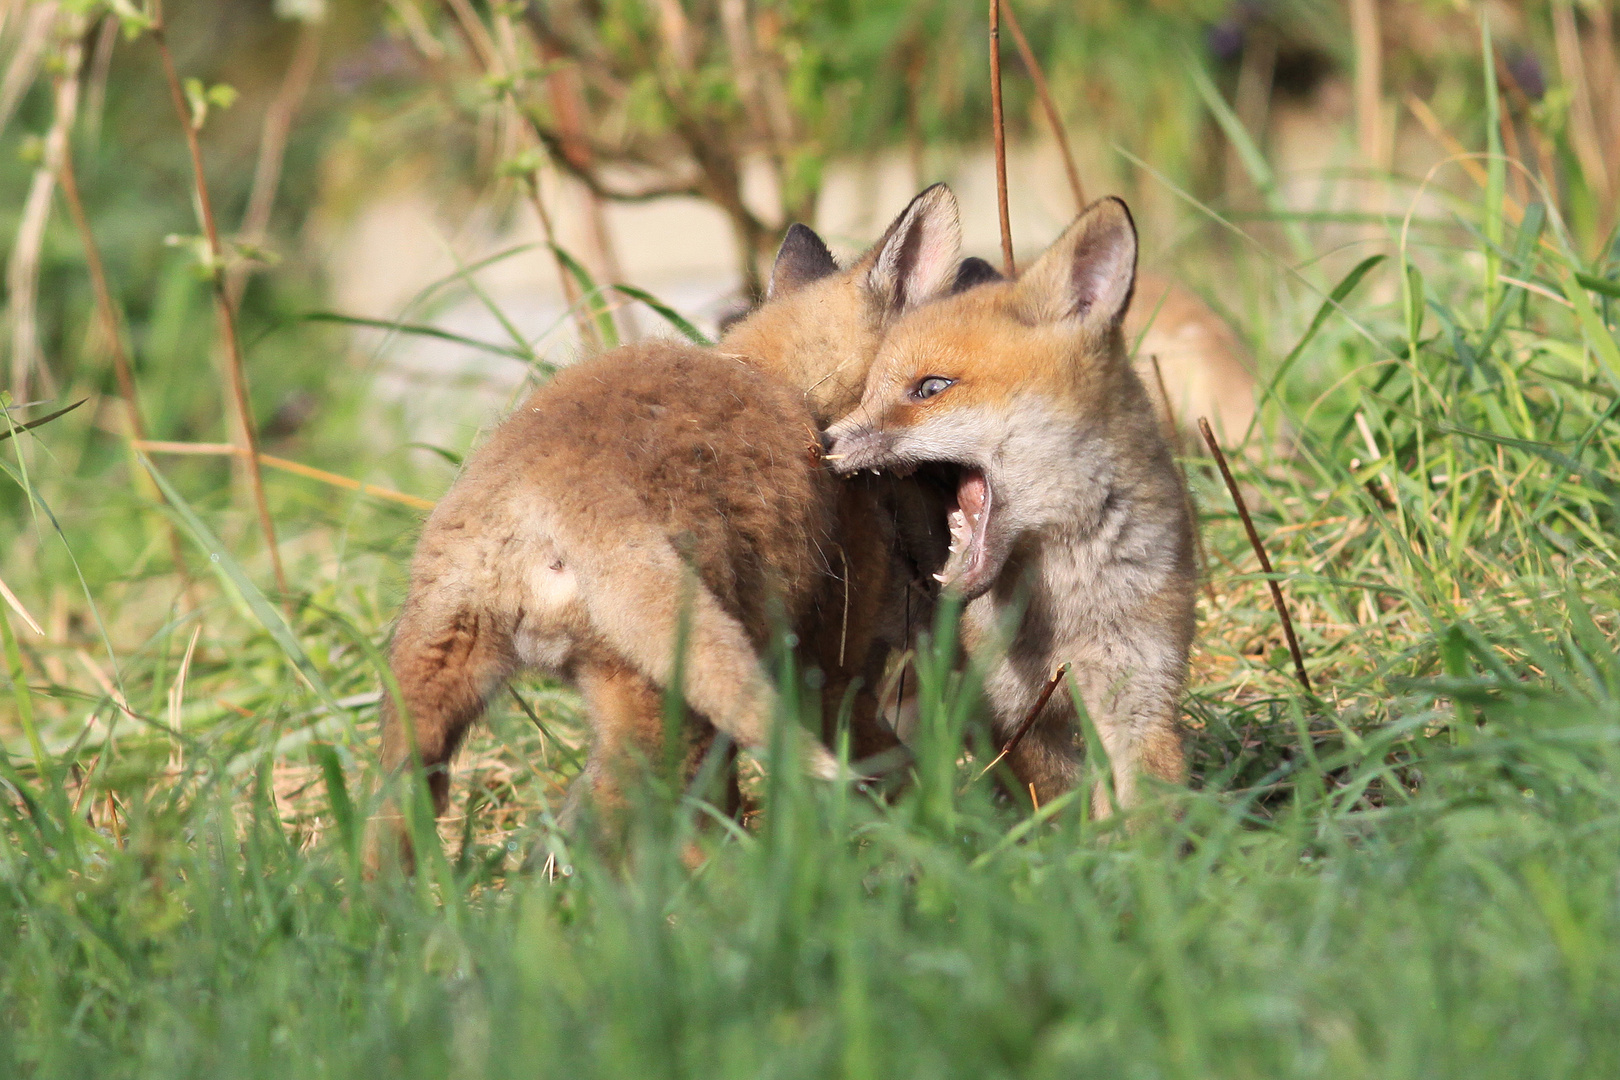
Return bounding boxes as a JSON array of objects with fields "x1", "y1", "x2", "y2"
[{"x1": 913, "y1": 376, "x2": 955, "y2": 401}]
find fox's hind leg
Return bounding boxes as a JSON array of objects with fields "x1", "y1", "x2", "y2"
[
  {"x1": 563, "y1": 663, "x2": 740, "y2": 854},
  {"x1": 562, "y1": 524, "x2": 841, "y2": 781},
  {"x1": 371, "y1": 596, "x2": 517, "y2": 871}
]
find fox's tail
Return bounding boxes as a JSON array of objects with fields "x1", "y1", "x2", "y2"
[{"x1": 560, "y1": 520, "x2": 842, "y2": 781}]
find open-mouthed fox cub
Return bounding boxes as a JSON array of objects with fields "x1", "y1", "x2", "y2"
[{"x1": 826, "y1": 197, "x2": 1197, "y2": 815}]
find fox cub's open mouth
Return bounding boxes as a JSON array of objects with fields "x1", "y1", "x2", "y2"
[{"x1": 916, "y1": 461, "x2": 997, "y2": 597}]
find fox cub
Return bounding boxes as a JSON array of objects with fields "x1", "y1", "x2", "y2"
[
  {"x1": 826, "y1": 197, "x2": 1197, "y2": 815},
  {"x1": 376, "y1": 341, "x2": 841, "y2": 860}
]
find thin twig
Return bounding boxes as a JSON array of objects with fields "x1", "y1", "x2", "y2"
[
  {"x1": 152, "y1": 19, "x2": 288, "y2": 601},
  {"x1": 1198, "y1": 417, "x2": 1311, "y2": 694},
  {"x1": 974, "y1": 662, "x2": 1069, "y2": 781},
  {"x1": 59, "y1": 147, "x2": 192, "y2": 581},
  {"x1": 58, "y1": 153, "x2": 140, "y2": 437},
  {"x1": 999, "y1": 0, "x2": 1084, "y2": 211},
  {"x1": 988, "y1": 0, "x2": 1014, "y2": 276},
  {"x1": 133, "y1": 440, "x2": 435, "y2": 511}
]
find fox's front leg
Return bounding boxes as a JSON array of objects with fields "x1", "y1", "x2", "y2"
[{"x1": 1068, "y1": 652, "x2": 1186, "y2": 817}]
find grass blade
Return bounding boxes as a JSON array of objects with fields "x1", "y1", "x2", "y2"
[
  {"x1": 298, "y1": 312, "x2": 538, "y2": 363},
  {"x1": 550, "y1": 243, "x2": 619, "y2": 350},
  {"x1": 609, "y1": 284, "x2": 713, "y2": 346},
  {"x1": 138, "y1": 453, "x2": 357, "y2": 739},
  {"x1": 0, "y1": 397, "x2": 85, "y2": 444}
]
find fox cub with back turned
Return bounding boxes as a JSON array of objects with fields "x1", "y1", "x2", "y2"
[{"x1": 826, "y1": 197, "x2": 1197, "y2": 816}]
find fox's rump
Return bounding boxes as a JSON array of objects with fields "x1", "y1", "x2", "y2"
[{"x1": 448, "y1": 341, "x2": 836, "y2": 634}]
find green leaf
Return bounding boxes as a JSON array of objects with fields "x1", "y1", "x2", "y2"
[
  {"x1": 610, "y1": 285, "x2": 713, "y2": 346},
  {"x1": 0, "y1": 399, "x2": 85, "y2": 444},
  {"x1": 312, "y1": 743, "x2": 358, "y2": 859},
  {"x1": 1185, "y1": 56, "x2": 1310, "y2": 261},
  {"x1": 299, "y1": 312, "x2": 538, "y2": 364},
  {"x1": 1575, "y1": 273, "x2": 1620, "y2": 299},
  {"x1": 1263, "y1": 255, "x2": 1386, "y2": 413},
  {"x1": 549, "y1": 244, "x2": 619, "y2": 350}
]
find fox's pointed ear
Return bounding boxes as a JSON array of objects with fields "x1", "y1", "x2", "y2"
[
  {"x1": 767, "y1": 223, "x2": 838, "y2": 299},
  {"x1": 861, "y1": 183, "x2": 962, "y2": 316},
  {"x1": 1017, "y1": 196, "x2": 1137, "y2": 330},
  {"x1": 952, "y1": 256, "x2": 1004, "y2": 294}
]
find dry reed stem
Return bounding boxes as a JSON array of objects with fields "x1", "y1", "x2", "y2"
[
  {"x1": 999, "y1": 0, "x2": 1084, "y2": 211},
  {"x1": 0, "y1": 0, "x2": 54, "y2": 137},
  {"x1": 988, "y1": 0, "x2": 1014, "y2": 276},
  {"x1": 152, "y1": 21, "x2": 288, "y2": 601},
  {"x1": 1198, "y1": 417, "x2": 1311, "y2": 694},
  {"x1": 227, "y1": 17, "x2": 322, "y2": 311},
  {"x1": 0, "y1": 569, "x2": 42, "y2": 635},
  {"x1": 133, "y1": 440, "x2": 436, "y2": 511},
  {"x1": 1404, "y1": 93, "x2": 1549, "y2": 245},
  {"x1": 1349, "y1": 0, "x2": 1384, "y2": 169},
  {"x1": 6, "y1": 11, "x2": 79, "y2": 401},
  {"x1": 1553, "y1": 1, "x2": 1612, "y2": 238}
]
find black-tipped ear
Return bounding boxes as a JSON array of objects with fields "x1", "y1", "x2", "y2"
[
  {"x1": 767, "y1": 223, "x2": 838, "y2": 299},
  {"x1": 1016, "y1": 196, "x2": 1137, "y2": 329},
  {"x1": 861, "y1": 183, "x2": 962, "y2": 317},
  {"x1": 951, "y1": 256, "x2": 1004, "y2": 294}
]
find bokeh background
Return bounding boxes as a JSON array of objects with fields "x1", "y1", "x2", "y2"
[{"x1": 6, "y1": 0, "x2": 1614, "y2": 444}]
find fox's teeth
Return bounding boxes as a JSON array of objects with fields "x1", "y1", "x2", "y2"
[{"x1": 933, "y1": 572, "x2": 949, "y2": 583}]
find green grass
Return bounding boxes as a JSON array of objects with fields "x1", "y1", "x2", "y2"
[{"x1": 7, "y1": 16, "x2": 1620, "y2": 1074}]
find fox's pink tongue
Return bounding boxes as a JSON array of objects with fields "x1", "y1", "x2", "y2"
[
  {"x1": 939, "y1": 468, "x2": 991, "y2": 588},
  {"x1": 957, "y1": 469, "x2": 987, "y2": 521}
]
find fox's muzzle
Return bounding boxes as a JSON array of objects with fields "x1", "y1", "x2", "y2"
[{"x1": 822, "y1": 418, "x2": 897, "y2": 475}]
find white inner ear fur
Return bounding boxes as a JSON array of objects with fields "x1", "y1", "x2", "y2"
[
  {"x1": 867, "y1": 187, "x2": 962, "y2": 311},
  {"x1": 1070, "y1": 234, "x2": 1135, "y2": 322}
]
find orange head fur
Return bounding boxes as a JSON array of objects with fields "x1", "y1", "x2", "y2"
[{"x1": 719, "y1": 183, "x2": 963, "y2": 426}]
